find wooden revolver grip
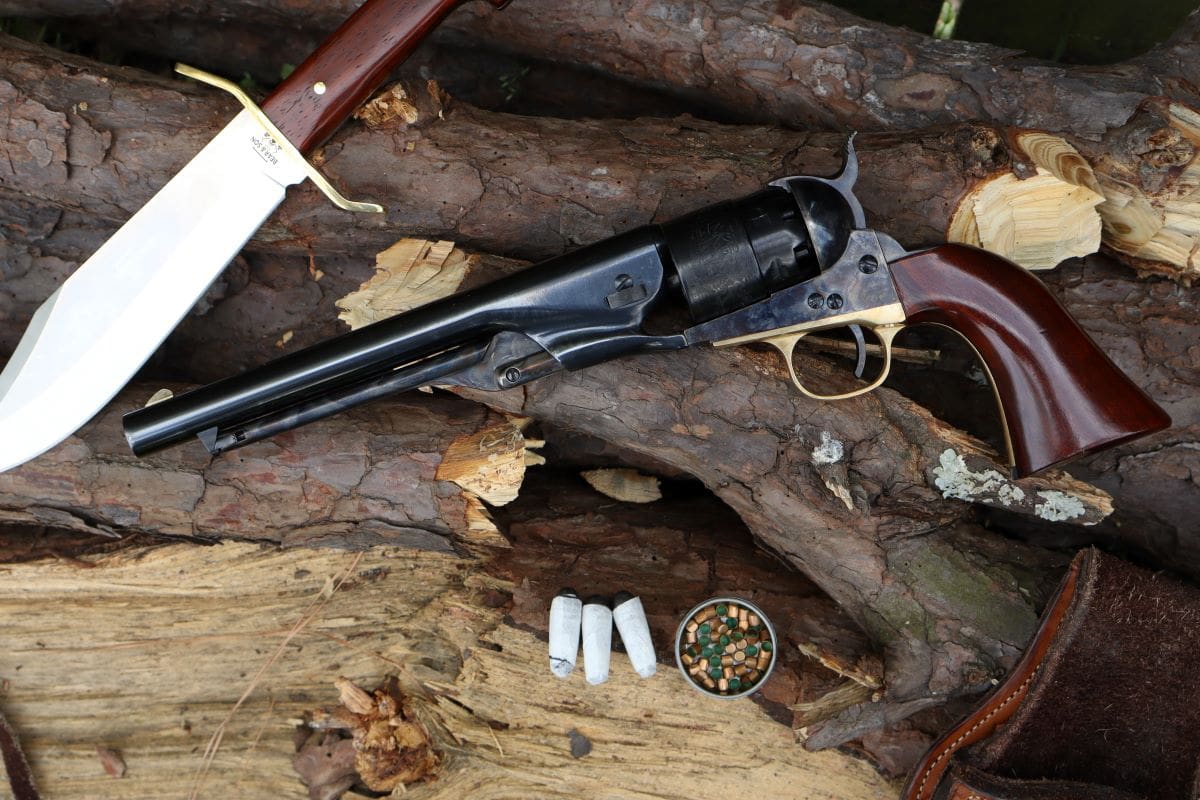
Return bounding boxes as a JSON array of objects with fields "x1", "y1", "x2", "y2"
[{"x1": 889, "y1": 245, "x2": 1170, "y2": 477}]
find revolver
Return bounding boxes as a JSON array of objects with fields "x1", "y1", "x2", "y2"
[{"x1": 123, "y1": 142, "x2": 1170, "y2": 477}]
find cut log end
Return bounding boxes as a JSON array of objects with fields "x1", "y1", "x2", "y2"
[
  {"x1": 1089, "y1": 101, "x2": 1200, "y2": 284},
  {"x1": 947, "y1": 132, "x2": 1104, "y2": 271}
]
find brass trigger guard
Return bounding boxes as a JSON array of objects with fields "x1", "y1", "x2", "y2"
[{"x1": 766, "y1": 324, "x2": 905, "y2": 400}]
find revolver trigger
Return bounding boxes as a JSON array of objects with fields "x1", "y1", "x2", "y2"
[{"x1": 849, "y1": 324, "x2": 868, "y2": 379}]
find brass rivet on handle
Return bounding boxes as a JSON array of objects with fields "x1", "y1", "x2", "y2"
[{"x1": 313, "y1": 81, "x2": 328, "y2": 95}]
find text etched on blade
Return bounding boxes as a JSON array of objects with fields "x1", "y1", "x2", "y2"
[{"x1": 249, "y1": 131, "x2": 283, "y2": 167}]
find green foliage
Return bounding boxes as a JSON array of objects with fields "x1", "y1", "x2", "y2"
[
  {"x1": 499, "y1": 65, "x2": 532, "y2": 104},
  {"x1": 932, "y1": 0, "x2": 961, "y2": 39},
  {"x1": 238, "y1": 72, "x2": 260, "y2": 94},
  {"x1": 1, "y1": 17, "x2": 51, "y2": 45},
  {"x1": 832, "y1": 0, "x2": 1200, "y2": 63}
]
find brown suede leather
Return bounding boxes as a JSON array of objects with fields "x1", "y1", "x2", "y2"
[
  {"x1": 905, "y1": 549, "x2": 1200, "y2": 800},
  {"x1": 935, "y1": 764, "x2": 1144, "y2": 800},
  {"x1": 903, "y1": 557, "x2": 1082, "y2": 800}
]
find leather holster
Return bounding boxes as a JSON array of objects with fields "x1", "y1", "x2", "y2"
[{"x1": 902, "y1": 548, "x2": 1200, "y2": 800}]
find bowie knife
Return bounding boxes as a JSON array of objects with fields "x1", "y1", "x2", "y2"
[{"x1": 0, "y1": 0, "x2": 506, "y2": 472}]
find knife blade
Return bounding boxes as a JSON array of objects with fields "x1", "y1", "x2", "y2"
[{"x1": 0, "y1": 0, "x2": 505, "y2": 472}]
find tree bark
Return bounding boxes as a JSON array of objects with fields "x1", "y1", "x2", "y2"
[
  {"x1": 0, "y1": 33, "x2": 1020, "y2": 265},
  {"x1": 8, "y1": 1, "x2": 1200, "y2": 280},
  {"x1": 5, "y1": 0, "x2": 1196, "y2": 133},
  {"x1": 0, "y1": 383, "x2": 520, "y2": 548},
  {"x1": 445, "y1": 1, "x2": 1200, "y2": 134}
]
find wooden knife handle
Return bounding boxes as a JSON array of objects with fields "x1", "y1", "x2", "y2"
[
  {"x1": 262, "y1": 0, "x2": 507, "y2": 154},
  {"x1": 889, "y1": 244, "x2": 1171, "y2": 477}
]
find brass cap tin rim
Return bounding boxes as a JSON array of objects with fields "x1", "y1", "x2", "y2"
[{"x1": 674, "y1": 595, "x2": 777, "y2": 700}]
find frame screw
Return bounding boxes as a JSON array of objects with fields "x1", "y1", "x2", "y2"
[
  {"x1": 827, "y1": 293, "x2": 844, "y2": 310},
  {"x1": 806, "y1": 293, "x2": 824, "y2": 309},
  {"x1": 504, "y1": 367, "x2": 522, "y2": 384},
  {"x1": 615, "y1": 274, "x2": 634, "y2": 290},
  {"x1": 858, "y1": 254, "x2": 879, "y2": 274}
]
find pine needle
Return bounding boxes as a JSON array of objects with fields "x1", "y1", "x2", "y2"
[{"x1": 187, "y1": 551, "x2": 365, "y2": 800}]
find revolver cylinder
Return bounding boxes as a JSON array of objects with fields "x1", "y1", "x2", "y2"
[{"x1": 661, "y1": 188, "x2": 821, "y2": 322}]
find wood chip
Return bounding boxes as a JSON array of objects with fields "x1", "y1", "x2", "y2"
[
  {"x1": 789, "y1": 680, "x2": 875, "y2": 728},
  {"x1": 337, "y1": 239, "x2": 475, "y2": 331},
  {"x1": 579, "y1": 468, "x2": 662, "y2": 503},
  {"x1": 96, "y1": 745, "x2": 127, "y2": 778},
  {"x1": 326, "y1": 678, "x2": 441, "y2": 792},
  {"x1": 796, "y1": 642, "x2": 883, "y2": 689},
  {"x1": 336, "y1": 677, "x2": 376, "y2": 716},
  {"x1": 458, "y1": 494, "x2": 512, "y2": 549},
  {"x1": 354, "y1": 83, "x2": 421, "y2": 127},
  {"x1": 144, "y1": 388, "x2": 174, "y2": 407},
  {"x1": 435, "y1": 418, "x2": 543, "y2": 507}
]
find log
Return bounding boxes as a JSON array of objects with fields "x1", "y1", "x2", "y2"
[
  {"x1": 0, "y1": 494, "x2": 899, "y2": 797},
  {"x1": 31, "y1": 20, "x2": 698, "y2": 123},
  {"x1": 3, "y1": 0, "x2": 1192, "y2": 134},
  {"x1": 0, "y1": 33, "x2": 1167, "y2": 377},
  {"x1": 7, "y1": 1, "x2": 1200, "y2": 278},
  {"x1": 0, "y1": 383, "x2": 532, "y2": 549},
  {"x1": 0, "y1": 34, "x2": 1115, "y2": 268},
  {"x1": 445, "y1": 1, "x2": 1200, "y2": 135},
  {"x1": 0, "y1": 389, "x2": 882, "y2": 730},
  {"x1": 1037, "y1": 254, "x2": 1200, "y2": 561},
  {"x1": 6, "y1": 202, "x2": 1189, "y2": 571}
]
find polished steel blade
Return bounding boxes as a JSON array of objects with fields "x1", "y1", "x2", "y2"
[{"x1": 0, "y1": 109, "x2": 306, "y2": 471}]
